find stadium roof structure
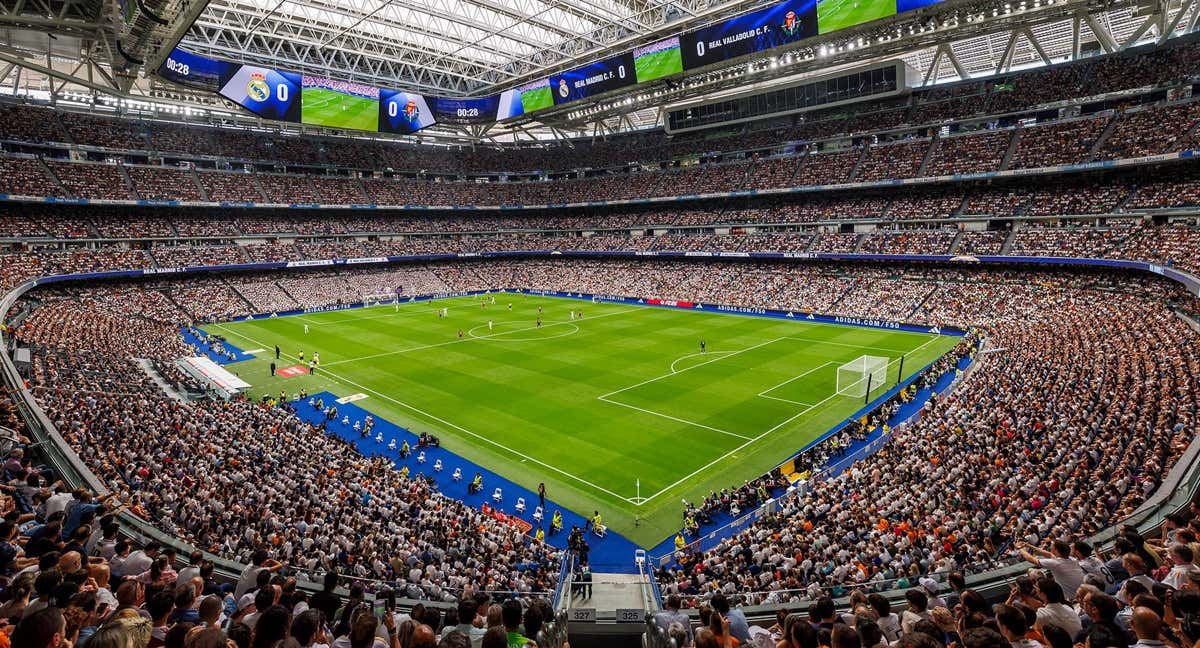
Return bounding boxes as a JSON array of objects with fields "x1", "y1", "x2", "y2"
[
  {"x1": 166, "y1": 0, "x2": 1191, "y2": 99},
  {"x1": 187, "y1": 0, "x2": 716, "y2": 96},
  {"x1": 0, "y1": 0, "x2": 1196, "y2": 140}
]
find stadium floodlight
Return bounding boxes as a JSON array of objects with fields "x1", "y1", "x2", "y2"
[{"x1": 836, "y1": 355, "x2": 890, "y2": 399}]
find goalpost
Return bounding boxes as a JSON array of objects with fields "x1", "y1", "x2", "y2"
[
  {"x1": 836, "y1": 355, "x2": 890, "y2": 399},
  {"x1": 363, "y1": 293, "x2": 397, "y2": 307}
]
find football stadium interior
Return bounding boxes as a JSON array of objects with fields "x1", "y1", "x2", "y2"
[{"x1": 1, "y1": 0, "x2": 1200, "y2": 644}]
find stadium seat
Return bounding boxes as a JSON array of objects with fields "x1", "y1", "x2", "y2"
[
  {"x1": 533, "y1": 506, "x2": 544, "y2": 523},
  {"x1": 492, "y1": 487, "x2": 502, "y2": 503},
  {"x1": 515, "y1": 497, "x2": 526, "y2": 513},
  {"x1": 452, "y1": 467, "x2": 462, "y2": 481},
  {"x1": 433, "y1": 459, "x2": 443, "y2": 472},
  {"x1": 416, "y1": 451, "x2": 426, "y2": 464}
]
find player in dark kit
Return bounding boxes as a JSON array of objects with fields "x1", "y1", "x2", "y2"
[{"x1": 700, "y1": 339, "x2": 706, "y2": 353}]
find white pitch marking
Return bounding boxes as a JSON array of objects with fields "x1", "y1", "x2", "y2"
[
  {"x1": 466, "y1": 322, "x2": 580, "y2": 342},
  {"x1": 635, "y1": 335, "x2": 952, "y2": 506},
  {"x1": 669, "y1": 350, "x2": 733, "y2": 374},
  {"x1": 323, "y1": 307, "x2": 639, "y2": 367},
  {"x1": 596, "y1": 395, "x2": 754, "y2": 441},
  {"x1": 636, "y1": 388, "x2": 846, "y2": 507},
  {"x1": 756, "y1": 361, "x2": 835, "y2": 401},
  {"x1": 599, "y1": 337, "x2": 786, "y2": 400},
  {"x1": 210, "y1": 324, "x2": 642, "y2": 504}
]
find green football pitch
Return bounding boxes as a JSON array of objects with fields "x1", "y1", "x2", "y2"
[
  {"x1": 635, "y1": 48, "x2": 684, "y2": 83},
  {"x1": 301, "y1": 87, "x2": 379, "y2": 132},
  {"x1": 817, "y1": 0, "x2": 896, "y2": 33},
  {"x1": 207, "y1": 292, "x2": 957, "y2": 545}
]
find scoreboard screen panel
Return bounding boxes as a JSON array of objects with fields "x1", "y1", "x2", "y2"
[
  {"x1": 817, "y1": 0, "x2": 896, "y2": 34},
  {"x1": 378, "y1": 90, "x2": 437, "y2": 135},
  {"x1": 634, "y1": 37, "x2": 684, "y2": 83},
  {"x1": 680, "y1": 0, "x2": 818, "y2": 70},
  {"x1": 218, "y1": 65, "x2": 302, "y2": 122},
  {"x1": 300, "y1": 76, "x2": 381, "y2": 132},
  {"x1": 433, "y1": 96, "x2": 501, "y2": 125},
  {"x1": 496, "y1": 79, "x2": 554, "y2": 120},
  {"x1": 548, "y1": 53, "x2": 637, "y2": 105},
  {"x1": 158, "y1": 48, "x2": 234, "y2": 92}
]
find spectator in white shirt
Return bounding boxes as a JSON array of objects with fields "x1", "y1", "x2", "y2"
[
  {"x1": 1019, "y1": 540, "x2": 1085, "y2": 600},
  {"x1": 1071, "y1": 541, "x2": 1108, "y2": 585},
  {"x1": 176, "y1": 550, "x2": 205, "y2": 589},
  {"x1": 1161, "y1": 544, "x2": 1199, "y2": 591},
  {"x1": 869, "y1": 593, "x2": 902, "y2": 644},
  {"x1": 234, "y1": 549, "x2": 285, "y2": 599},
  {"x1": 43, "y1": 488, "x2": 73, "y2": 517},
  {"x1": 121, "y1": 541, "x2": 159, "y2": 580},
  {"x1": 1121, "y1": 554, "x2": 1160, "y2": 593},
  {"x1": 1034, "y1": 580, "x2": 1082, "y2": 638},
  {"x1": 901, "y1": 589, "x2": 932, "y2": 635}
]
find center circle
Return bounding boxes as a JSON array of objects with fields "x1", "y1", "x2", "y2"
[{"x1": 467, "y1": 321, "x2": 580, "y2": 342}]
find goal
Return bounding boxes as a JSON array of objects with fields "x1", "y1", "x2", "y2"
[
  {"x1": 364, "y1": 293, "x2": 397, "y2": 307},
  {"x1": 836, "y1": 355, "x2": 890, "y2": 398}
]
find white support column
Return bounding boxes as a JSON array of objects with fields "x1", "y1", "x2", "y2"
[
  {"x1": 1188, "y1": 0, "x2": 1200, "y2": 34},
  {"x1": 945, "y1": 44, "x2": 970, "y2": 81},
  {"x1": 995, "y1": 28, "x2": 1019, "y2": 75},
  {"x1": 1083, "y1": 11, "x2": 1119, "y2": 53},
  {"x1": 1120, "y1": 13, "x2": 1158, "y2": 49},
  {"x1": 1020, "y1": 27, "x2": 1053, "y2": 65},
  {"x1": 1159, "y1": 0, "x2": 1194, "y2": 43},
  {"x1": 1072, "y1": 15, "x2": 1082, "y2": 60},
  {"x1": 923, "y1": 45, "x2": 944, "y2": 85}
]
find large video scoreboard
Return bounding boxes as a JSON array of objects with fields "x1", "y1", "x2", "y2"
[{"x1": 159, "y1": 0, "x2": 941, "y2": 134}]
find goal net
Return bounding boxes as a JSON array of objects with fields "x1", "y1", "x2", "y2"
[
  {"x1": 364, "y1": 293, "x2": 397, "y2": 306},
  {"x1": 836, "y1": 355, "x2": 890, "y2": 398}
]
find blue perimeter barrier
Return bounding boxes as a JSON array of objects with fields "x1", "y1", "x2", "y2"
[
  {"x1": 288, "y1": 390, "x2": 645, "y2": 573},
  {"x1": 644, "y1": 347, "x2": 974, "y2": 562}
]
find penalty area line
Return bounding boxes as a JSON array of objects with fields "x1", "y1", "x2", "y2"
[
  {"x1": 597, "y1": 395, "x2": 753, "y2": 441},
  {"x1": 636, "y1": 387, "x2": 847, "y2": 507},
  {"x1": 756, "y1": 361, "x2": 834, "y2": 400},
  {"x1": 636, "y1": 332, "x2": 955, "y2": 506},
  {"x1": 669, "y1": 350, "x2": 733, "y2": 374}
]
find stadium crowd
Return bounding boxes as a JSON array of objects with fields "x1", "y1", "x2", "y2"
[
  {"x1": 0, "y1": 214, "x2": 1198, "y2": 302},
  {"x1": 12, "y1": 286, "x2": 563, "y2": 602},
  {"x1": 3, "y1": 260, "x2": 1198, "y2": 610},
  {"x1": 2, "y1": 96, "x2": 1199, "y2": 205},
  {"x1": 1, "y1": 32, "x2": 1200, "y2": 648}
]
